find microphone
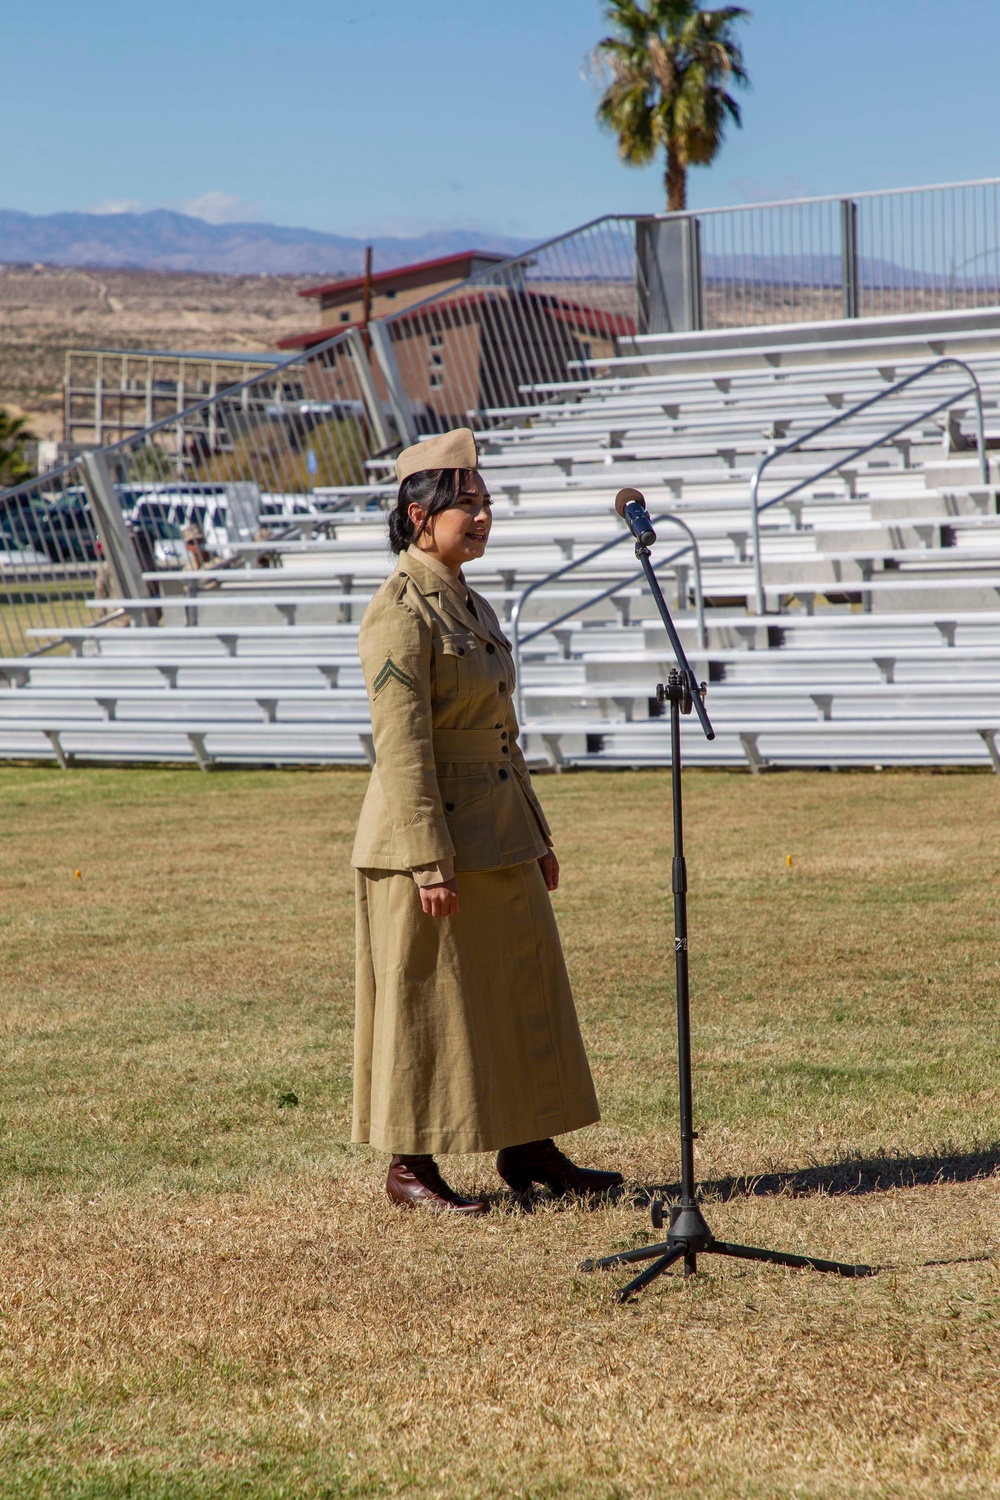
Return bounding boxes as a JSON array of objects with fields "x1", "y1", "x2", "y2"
[{"x1": 615, "y1": 487, "x2": 657, "y2": 547}]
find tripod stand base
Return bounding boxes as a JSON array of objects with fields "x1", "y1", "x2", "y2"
[{"x1": 581, "y1": 1220, "x2": 876, "y2": 1302}]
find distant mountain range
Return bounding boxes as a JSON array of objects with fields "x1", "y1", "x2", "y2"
[{"x1": 0, "y1": 207, "x2": 535, "y2": 276}]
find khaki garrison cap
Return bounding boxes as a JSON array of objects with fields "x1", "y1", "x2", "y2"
[{"x1": 394, "y1": 426, "x2": 479, "y2": 484}]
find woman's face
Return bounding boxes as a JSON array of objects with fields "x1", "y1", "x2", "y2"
[{"x1": 409, "y1": 470, "x2": 493, "y2": 573}]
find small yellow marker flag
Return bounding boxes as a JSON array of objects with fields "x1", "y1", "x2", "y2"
[
  {"x1": 74, "y1": 870, "x2": 82, "y2": 880},
  {"x1": 786, "y1": 855, "x2": 793, "y2": 868}
]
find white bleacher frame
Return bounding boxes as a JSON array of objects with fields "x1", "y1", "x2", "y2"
[
  {"x1": 7, "y1": 183, "x2": 1000, "y2": 772},
  {"x1": 749, "y1": 356, "x2": 988, "y2": 613}
]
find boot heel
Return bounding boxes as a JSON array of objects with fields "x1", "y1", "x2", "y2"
[
  {"x1": 496, "y1": 1167, "x2": 534, "y2": 1193},
  {"x1": 498, "y1": 1140, "x2": 623, "y2": 1198},
  {"x1": 495, "y1": 1154, "x2": 535, "y2": 1194}
]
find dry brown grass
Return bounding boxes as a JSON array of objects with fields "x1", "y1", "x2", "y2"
[{"x1": 1, "y1": 765, "x2": 999, "y2": 1498}]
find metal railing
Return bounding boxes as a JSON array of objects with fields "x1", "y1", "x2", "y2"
[
  {"x1": 369, "y1": 216, "x2": 638, "y2": 436},
  {"x1": 691, "y1": 178, "x2": 1000, "y2": 332},
  {"x1": 7, "y1": 173, "x2": 1000, "y2": 658},
  {"x1": 354, "y1": 178, "x2": 1000, "y2": 430},
  {"x1": 0, "y1": 220, "x2": 645, "y2": 655},
  {"x1": 749, "y1": 356, "x2": 988, "y2": 615},
  {"x1": 509, "y1": 514, "x2": 706, "y2": 721},
  {"x1": 64, "y1": 348, "x2": 286, "y2": 449},
  {"x1": 0, "y1": 324, "x2": 378, "y2": 655}
]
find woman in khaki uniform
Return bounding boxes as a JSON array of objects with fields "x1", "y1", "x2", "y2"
[{"x1": 352, "y1": 427, "x2": 622, "y2": 1214}]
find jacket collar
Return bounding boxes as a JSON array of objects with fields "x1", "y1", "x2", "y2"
[
  {"x1": 401, "y1": 546, "x2": 494, "y2": 642},
  {"x1": 405, "y1": 544, "x2": 469, "y2": 605}
]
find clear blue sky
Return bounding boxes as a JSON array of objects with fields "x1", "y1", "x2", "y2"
[{"x1": 4, "y1": 0, "x2": 1000, "y2": 239}]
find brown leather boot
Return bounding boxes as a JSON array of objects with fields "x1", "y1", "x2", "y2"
[
  {"x1": 496, "y1": 1139, "x2": 623, "y2": 1198},
  {"x1": 386, "y1": 1154, "x2": 488, "y2": 1215}
]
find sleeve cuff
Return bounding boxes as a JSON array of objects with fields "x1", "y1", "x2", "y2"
[{"x1": 411, "y1": 859, "x2": 456, "y2": 887}]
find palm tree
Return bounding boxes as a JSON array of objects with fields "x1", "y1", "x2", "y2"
[
  {"x1": 594, "y1": 1, "x2": 749, "y2": 212},
  {"x1": 0, "y1": 411, "x2": 37, "y2": 489}
]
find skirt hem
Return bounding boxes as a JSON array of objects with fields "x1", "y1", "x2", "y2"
[{"x1": 355, "y1": 1106, "x2": 602, "y2": 1157}]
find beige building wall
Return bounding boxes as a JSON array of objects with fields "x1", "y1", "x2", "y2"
[
  {"x1": 389, "y1": 311, "x2": 485, "y2": 422},
  {"x1": 315, "y1": 274, "x2": 472, "y2": 331}
]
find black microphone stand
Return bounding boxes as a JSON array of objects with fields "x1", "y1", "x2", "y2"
[{"x1": 582, "y1": 532, "x2": 875, "y2": 1301}]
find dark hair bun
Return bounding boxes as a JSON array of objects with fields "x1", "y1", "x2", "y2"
[
  {"x1": 387, "y1": 506, "x2": 413, "y2": 555},
  {"x1": 387, "y1": 468, "x2": 463, "y2": 555}
]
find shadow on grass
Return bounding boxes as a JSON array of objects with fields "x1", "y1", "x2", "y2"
[
  {"x1": 566, "y1": 1148, "x2": 1000, "y2": 1277},
  {"x1": 633, "y1": 1141, "x2": 1000, "y2": 1207},
  {"x1": 476, "y1": 1144, "x2": 1000, "y2": 1222}
]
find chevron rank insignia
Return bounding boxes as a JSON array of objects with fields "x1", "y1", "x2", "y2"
[{"x1": 372, "y1": 655, "x2": 414, "y2": 696}]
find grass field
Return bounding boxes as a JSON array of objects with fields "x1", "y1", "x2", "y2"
[
  {"x1": 1, "y1": 764, "x2": 999, "y2": 1498},
  {"x1": 0, "y1": 593, "x2": 92, "y2": 658}
]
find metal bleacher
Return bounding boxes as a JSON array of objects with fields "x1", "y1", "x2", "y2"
[{"x1": 5, "y1": 188, "x2": 1000, "y2": 773}]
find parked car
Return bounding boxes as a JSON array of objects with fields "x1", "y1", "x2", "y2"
[
  {"x1": 132, "y1": 488, "x2": 232, "y2": 552},
  {"x1": 0, "y1": 514, "x2": 51, "y2": 567},
  {"x1": 0, "y1": 497, "x2": 52, "y2": 557},
  {"x1": 129, "y1": 511, "x2": 186, "y2": 570},
  {"x1": 113, "y1": 487, "x2": 147, "y2": 517},
  {"x1": 38, "y1": 493, "x2": 100, "y2": 563}
]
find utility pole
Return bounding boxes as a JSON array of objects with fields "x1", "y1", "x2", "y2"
[{"x1": 361, "y1": 245, "x2": 373, "y2": 351}]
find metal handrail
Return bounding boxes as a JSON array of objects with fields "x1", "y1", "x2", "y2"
[
  {"x1": 749, "y1": 356, "x2": 988, "y2": 615},
  {"x1": 377, "y1": 180, "x2": 1000, "y2": 328},
  {"x1": 509, "y1": 513, "x2": 706, "y2": 722},
  {"x1": 652, "y1": 174, "x2": 1000, "y2": 218}
]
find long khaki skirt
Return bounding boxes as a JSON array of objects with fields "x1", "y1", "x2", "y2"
[{"x1": 353, "y1": 860, "x2": 600, "y2": 1155}]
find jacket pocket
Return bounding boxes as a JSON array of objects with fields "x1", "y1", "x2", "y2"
[
  {"x1": 433, "y1": 631, "x2": 478, "y2": 699},
  {"x1": 438, "y1": 772, "x2": 501, "y2": 870},
  {"x1": 491, "y1": 763, "x2": 550, "y2": 854}
]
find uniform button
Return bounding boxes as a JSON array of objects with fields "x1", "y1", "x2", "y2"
[
  {"x1": 457, "y1": 647, "x2": 465, "y2": 656},
  {"x1": 501, "y1": 746, "x2": 509, "y2": 755},
  {"x1": 498, "y1": 769, "x2": 508, "y2": 780},
  {"x1": 500, "y1": 730, "x2": 508, "y2": 740},
  {"x1": 498, "y1": 682, "x2": 506, "y2": 692},
  {"x1": 445, "y1": 801, "x2": 455, "y2": 812},
  {"x1": 486, "y1": 643, "x2": 495, "y2": 654}
]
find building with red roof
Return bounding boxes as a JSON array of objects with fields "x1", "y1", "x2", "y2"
[
  {"x1": 277, "y1": 251, "x2": 509, "y2": 351},
  {"x1": 282, "y1": 249, "x2": 635, "y2": 437}
]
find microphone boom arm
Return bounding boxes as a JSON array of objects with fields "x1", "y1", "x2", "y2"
[
  {"x1": 613, "y1": 485, "x2": 713, "y2": 738},
  {"x1": 634, "y1": 537, "x2": 715, "y2": 741}
]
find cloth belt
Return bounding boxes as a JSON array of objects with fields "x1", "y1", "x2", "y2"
[{"x1": 432, "y1": 727, "x2": 511, "y2": 763}]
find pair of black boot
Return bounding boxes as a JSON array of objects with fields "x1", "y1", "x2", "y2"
[{"x1": 386, "y1": 1138, "x2": 623, "y2": 1215}]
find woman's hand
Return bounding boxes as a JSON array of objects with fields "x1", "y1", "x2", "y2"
[
  {"x1": 420, "y1": 878, "x2": 461, "y2": 918},
  {"x1": 538, "y1": 849, "x2": 560, "y2": 892}
]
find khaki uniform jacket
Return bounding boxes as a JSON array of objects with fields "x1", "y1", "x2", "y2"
[{"x1": 351, "y1": 547, "x2": 552, "y2": 875}]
